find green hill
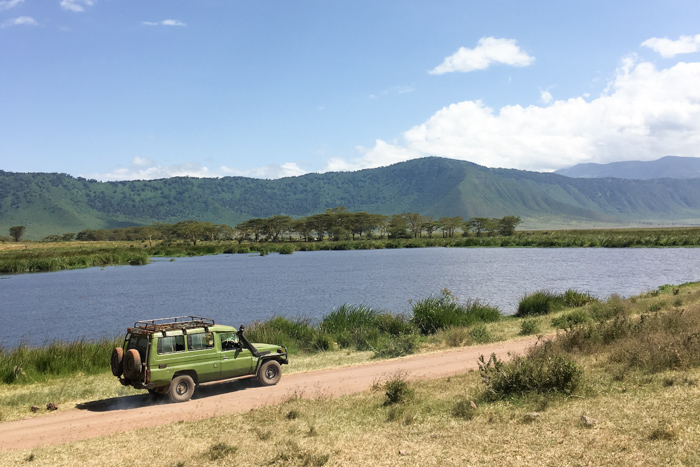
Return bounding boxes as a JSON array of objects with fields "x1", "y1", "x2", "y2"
[
  {"x1": 555, "y1": 155, "x2": 700, "y2": 179},
  {"x1": 2, "y1": 157, "x2": 700, "y2": 239}
]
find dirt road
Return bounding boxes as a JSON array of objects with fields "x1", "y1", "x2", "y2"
[{"x1": 0, "y1": 336, "x2": 539, "y2": 452}]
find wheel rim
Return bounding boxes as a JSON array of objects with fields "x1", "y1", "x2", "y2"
[
  {"x1": 265, "y1": 366, "x2": 277, "y2": 379},
  {"x1": 176, "y1": 381, "x2": 188, "y2": 396}
]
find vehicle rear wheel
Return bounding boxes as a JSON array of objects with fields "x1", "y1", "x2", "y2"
[
  {"x1": 168, "y1": 375, "x2": 195, "y2": 403},
  {"x1": 257, "y1": 360, "x2": 282, "y2": 386},
  {"x1": 110, "y1": 347, "x2": 124, "y2": 377},
  {"x1": 123, "y1": 349, "x2": 142, "y2": 380}
]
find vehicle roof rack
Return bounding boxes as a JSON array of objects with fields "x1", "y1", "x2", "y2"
[{"x1": 133, "y1": 316, "x2": 215, "y2": 333}]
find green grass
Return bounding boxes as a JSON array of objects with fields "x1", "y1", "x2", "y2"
[
  {"x1": 411, "y1": 290, "x2": 501, "y2": 335},
  {"x1": 0, "y1": 248, "x2": 149, "y2": 273},
  {"x1": 0, "y1": 337, "x2": 121, "y2": 384}
]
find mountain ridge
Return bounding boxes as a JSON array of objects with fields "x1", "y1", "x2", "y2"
[
  {"x1": 555, "y1": 156, "x2": 700, "y2": 180},
  {"x1": 2, "y1": 157, "x2": 700, "y2": 239}
]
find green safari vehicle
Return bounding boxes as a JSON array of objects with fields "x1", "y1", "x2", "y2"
[{"x1": 110, "y1": 316, "x2": 288, "y2": 402}]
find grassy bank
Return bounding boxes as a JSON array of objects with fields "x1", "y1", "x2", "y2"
[
  {"x1": 2, "y1": 282, "x2": 700, "y2": 465},
  {"x1": 0, "y1": 247, "x2": 149, "y2": 274},
  {"x1": 4, "y1": 226, "x2": 700, "y2": 273}
]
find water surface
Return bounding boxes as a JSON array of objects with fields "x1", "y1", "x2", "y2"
[{"x1": 2, "y1": 248, "x2": 700, "y2": 347}]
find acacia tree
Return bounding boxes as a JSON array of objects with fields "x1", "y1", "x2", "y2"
[
  {"x1": 497, "y1": 216, "x2": 522, "y2": 236},
  {"x1": 404, "y1": 213, "x2": 425, "y2": 238},
  {"x1": 9, "y1": 225, "x2": 26, "y2": 242},
  {"x1": 438, "y1": 216, "x2": 463, "y2": 238},
  {"x1": 467, "y1": 218, "x2": 497, "y2": 237}
]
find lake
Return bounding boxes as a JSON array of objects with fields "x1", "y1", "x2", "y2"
[{"x1": 2, "y1": 247, "x2": 700, "y2": 347}]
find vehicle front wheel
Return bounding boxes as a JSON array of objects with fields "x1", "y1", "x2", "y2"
[
  {"x1": 257, "y1": 360, "x2": 282, "y2": 386},
  {"x1": 168, "y1": 375, "x2": 196, "y2": 403}
]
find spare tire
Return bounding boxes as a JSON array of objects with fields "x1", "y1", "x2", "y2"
[
  {"x1": 123, "y1": 349, "x2": 142, "y2": 380},
  {"x1": 110, "y1": 347, "x2": 124, "y2": 377}
]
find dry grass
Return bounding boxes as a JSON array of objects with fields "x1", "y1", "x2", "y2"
[
  {"x1": 3, "y1": 283, "x2": 700, "y2": 465},
  {"x1": 2, "y1": 362, "x2": 699, "y2": 466}
]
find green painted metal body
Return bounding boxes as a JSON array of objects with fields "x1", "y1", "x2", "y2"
[{"x1": 121, "y1": 322, "x2": 288, "y2": 392}]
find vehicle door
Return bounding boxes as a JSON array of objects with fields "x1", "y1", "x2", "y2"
[
  {"x1": 185, "y1": 332, "x2": 219, "y2": 383},
  {"x1": 218, "y1": 331, "x2": 253, "y2": 378}
]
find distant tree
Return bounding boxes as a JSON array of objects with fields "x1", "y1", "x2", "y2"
[
  {"x1": 371, "y1": 214, "x2": 389, "y2": 239},
  {"x1": 9, "y1": 225, "x2": 25, "y2": 242},
  {"x1": 173, "y1": 220, "x2": 209, "y2": 245},
  {"x1": 404, "y1": 213, "x2": 425, "y2": 238},
  {"x1": 62, "y1": 232, "x2": 75, "y2": 241},
  {"x1": 139, "y1": 226, "x2": 161, "y2": 246},
  {"x1": 467, "y1": 218, "x2": 497, "y2": 237},
  {"x1": 263, "y1": 215, "x2": 293, "y2": 242},
  {"x1": 291, "y1": 218, "x2": 313, "y2": 242},
  {"x1": 422, "y1": 220, "x2": 440, "y2": 238},
  {"x1": 497, "y1": 216, "x2": 522, "y2": 236},
  {"x1": 388, "y1": 214, "x2": 409, "y2": 239},
  {"x1": 438, "y1": 216, "x2": 463, "y2": 238}
]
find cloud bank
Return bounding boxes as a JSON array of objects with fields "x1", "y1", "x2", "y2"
[
  {"x1": 0, "y1": 0, "x2": 23, "y2": 11},
  {"x1": 1, "y1": 15, "x2": 35, "y2": 27},
  {"x1": 84, "y1": 158, "x2": 305, "y2": 181},
  {"x1": 642, "y1": 34, "x2": 700, "y2": 58},
  {"x1": 143, "y1": 19, "x2": 187, "y2": 27},
  {"x1": 60, "y1": 0, "x2": 95, "y2": 13},
  {"x1": 329, "y1": 54, "x2": 700, "y2": 173},
  {"x1": 429, "y1": 37, "x2": 535, "y2": 74}
]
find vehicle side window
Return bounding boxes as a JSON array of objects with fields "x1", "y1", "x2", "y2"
[
  {"x1": 219, "y1": 332, "x2": 240, "y2": 351},
  {"x1": 157, "y1": 335, "x2": 185, "y2": 354},
  {"x1": 187, "y1": 332, "x2": 214, "y2": 351}
]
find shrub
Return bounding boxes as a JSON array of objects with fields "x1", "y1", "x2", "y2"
[
  {"x1": 206, "y1": 442, "x2": 238, "y2": 461},
  {"x1": 245, "y1": 317, "x2": 320, "y2": 354},
  {"x1": 468, "y1": 324, "x2": 493, "y2": 344},
  {"x1": 478, "y1": 341, "x2": 583, "y2": 399},
  {"x1": 520, "y1": 319, "x2": 540, "y2": 336},
  {"x1": 384, "y1": 374, "x2": 413, "y2": 405},
  {"x1": 411, "y1": 290, "x2": 500, "y2": 335},
  {"x1": 515, "y1": 290, "x2": 564, "y2": 317},
  {"x1": 452, "y1": 399, "x2": 478, "y2": 420},
  {"x1": 372, "y1": 333, "x2": 417, "y2": 359},
  {"x1": 551, "y1": 309, "x2": 591, "y2": 330},
  {"x1": 562, "y1": 289, "x2": 597, "y2": 307},
  {"x1": 277, "y1": 244, "x2": 295, "y2": 255}
]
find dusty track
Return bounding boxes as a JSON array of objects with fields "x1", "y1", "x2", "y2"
[{"x1": 0, "y1": 336, "x2": 539, "y2": 452}]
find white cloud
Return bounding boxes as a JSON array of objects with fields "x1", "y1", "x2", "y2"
[
  {"x1": 369, "y1": 84, "x2": 415, "y2": 99},
  {"x1": 220, "y1": 162, "x2": 306, "y2": 179},
  {"x1": 540, "y1": 90, "x2": 553, "y2": 105},
  {"x1": 642, "y1": 34, "x2": 700, "y2": 58},
  {"x1": 330, "y1": 58, "x2": 700, "y2": 172},
  {"x1": 60, "y1": 0, "x2": 95, "y2": 13},
  {"x1": 84, "y1": 160, "x2": 306, "y2": 181},
  {"x1": 1, "y1": 16, "x2": 36, "y2": 27},
  {"x1": 162, "y1": 19, "x2": 186, "y2": 27},
  {"x1": 143, "y1": 19, "x2": 186, "y2": 27},
  {"x1": 429, "y1": 37, "x2": 535, "y2": 75},
  {"x1": 132, "y1": 156, "x2": 155, "y2": 167},
  {"x1": 0, "y1": 0, "x2": 23, "y2": 12}
]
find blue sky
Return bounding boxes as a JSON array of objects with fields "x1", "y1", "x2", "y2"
[{"x1": 2, "y1": 1, "x2": 700, "y2": 180}]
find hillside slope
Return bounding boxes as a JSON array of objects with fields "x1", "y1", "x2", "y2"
[
  {"x1": 555, "y1": 155, "x2": 700, "y2": 179},
  {"x1": 2, "y1": 157, "x2": 700, "y2": 239}
]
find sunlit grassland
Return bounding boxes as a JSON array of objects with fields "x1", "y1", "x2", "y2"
[
  {"x1": 2, "y1": 283, "x2": 700, "y2": 464},
  {"x1": 3, "y1": 348, "x2": 700, "y2": 465}
]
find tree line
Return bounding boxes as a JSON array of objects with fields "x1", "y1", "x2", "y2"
[{"x1": 31, "y1": 209, "x2": 521, "y2": 244}]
